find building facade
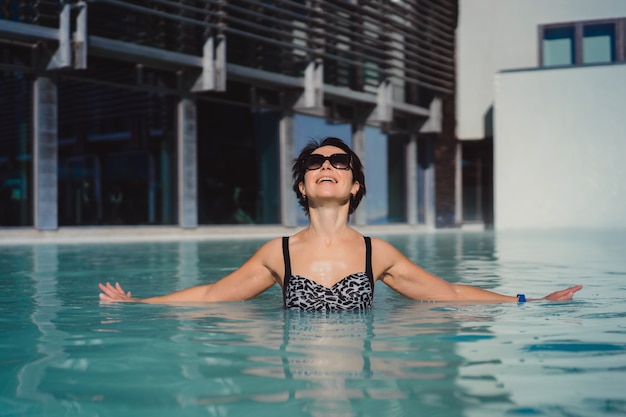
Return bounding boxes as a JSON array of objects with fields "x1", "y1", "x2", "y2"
[
  {"x1": 0, "y1": 0, "x2": 459, "y2": 231},
  {"x1": 457, "y1": 0, "x2": 626, "y2": 229}
]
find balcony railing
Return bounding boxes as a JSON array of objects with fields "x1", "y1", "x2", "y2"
[{"x1": 1, "y1": 0, "x2": 456, "y2": 98}]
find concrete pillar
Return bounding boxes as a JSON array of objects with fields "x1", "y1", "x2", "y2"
[
  {"x1": 178, "y1": 97, "x2": 198, "y2": 228},
  {"x1": 352, "y1": 123, "x2": 367, "y2": 226},
  {"x1": 405, "y1": 135, "x2": 418, "y2": 225},
  {"x1": 423, "y1": 138, "x2": 436, "y2": 229},
  {"x1": 455, "y1": 141, "x2": 463, "y2": 225},
  {"x1": 280, "y1": 113, "x2": 296, "y2": 226},
  {"x1": 33, "y1": 76, "x2": 58, "y2": 230}
]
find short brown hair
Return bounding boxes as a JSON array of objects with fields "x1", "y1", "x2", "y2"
[{"x1": 292, "y1": 137, "x2": 366, "y2": 216}]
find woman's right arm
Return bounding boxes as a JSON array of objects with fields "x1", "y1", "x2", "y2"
[{"x1": 98, "y1": 238, "x2": 282, "y2": 304}]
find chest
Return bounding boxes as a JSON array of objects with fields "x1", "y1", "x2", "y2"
[{"x1": 287, "y1": 244, "x2": 367, "y2": 288}]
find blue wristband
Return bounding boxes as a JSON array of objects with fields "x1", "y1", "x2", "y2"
[{"x1": 517, "y1": 294, "x2": 526, "y2": 302}]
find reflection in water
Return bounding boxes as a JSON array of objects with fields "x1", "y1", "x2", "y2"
[
  {"x1": 177, "y1": 241, "x2": 200, "y2": 289},
  {"x1": 256, "y1": 310, "x2": 454, "y2": 416},
  {"x1": 17, "y1": 245, "x2": 62, "y2": 401},
  {"x1": 4, "y1": 236, "x2": 498, "y2": 417},
  {"x1": 4, "y1": 231, "x2": 624, "y2": 417},
  {"x1": 154, "y1": 301, "x2": 484, "y2": 417},
  {"x1": 256, "y1": 311, "x2": 379, "y2": 416}
]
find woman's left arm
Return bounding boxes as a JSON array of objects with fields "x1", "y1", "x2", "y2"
[{"x1": 373, "y1": 238, "x2": 582, "y2": 302}]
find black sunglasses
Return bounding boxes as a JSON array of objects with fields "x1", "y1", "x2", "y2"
[{"x1": 305, "y1": 153, "x2": 351, "y2": 171}]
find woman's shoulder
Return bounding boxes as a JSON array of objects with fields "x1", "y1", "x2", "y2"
[
  {"x1": 259, "y1": 236, "x2": 285, "y2": 251},
  {"x1": 369, "y1": 237, "x2": 405, "y2": 258},
  {"x1": 246, "y1": 237, "x2": 286, "y2": 271},
  {"x1": 368, "y1": 236, "x2": 393, "y2": 248},
  {"x1": 368, "y1": 237, "x2": 413, "y2": 276},
  {"x1": 245, "y1": 237, "x2": 284, "y2": 261}
]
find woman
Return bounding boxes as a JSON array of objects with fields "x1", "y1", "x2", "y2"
[{"x1": 99, "y1": 137, "x2": 582, "y2": 309}]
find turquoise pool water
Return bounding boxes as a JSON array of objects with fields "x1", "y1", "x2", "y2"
[{"x1": 1, "y1": 230, "x2": 625, "y2": 417}]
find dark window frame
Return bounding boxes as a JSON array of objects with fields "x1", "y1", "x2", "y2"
[{"x1": 539, "y1": 17, "x2": 626, "y2": 66}]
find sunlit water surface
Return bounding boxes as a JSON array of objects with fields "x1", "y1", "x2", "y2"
[{"x1": 1, "y1": 229, "x2": 625, "y2": 417}]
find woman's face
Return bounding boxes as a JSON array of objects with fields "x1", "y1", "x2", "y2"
[{"x1": 299, "y1": 145, "x2": 360, "y2": 203}]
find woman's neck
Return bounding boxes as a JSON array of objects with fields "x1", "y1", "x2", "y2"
[{"x1": 305, "y1": 206, "x2": 353, "y2": 242}]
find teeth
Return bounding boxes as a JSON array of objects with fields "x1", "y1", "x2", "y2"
[{"x1": 318, "y1": 177, "x2": 335, "y2": 183}]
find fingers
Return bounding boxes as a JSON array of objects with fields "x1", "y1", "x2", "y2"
[
  {"x1": 569, "y1": 285, "x2": 583, "y2": 293},
  {"x1": 544, "y1": 284, "x2": 583, "y2": 301},
  {"x1": 561, "y1": 285, "x2": 583, "y2": 299},
  {"x1": 99, "y1": 292, "x2": 114, "y2": 303},
  {"x1": 98, "y1": 282, "x2": 133, "y2": 302},
  {"x1": 113, "y1": 282, "x2": 132, "y2": 297},
  {"x1": 99, "y1": 282, "x2": 119, "y2": 296}
]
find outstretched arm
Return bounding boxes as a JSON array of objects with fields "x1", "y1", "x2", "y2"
[
  {"x1": 98, "y1": 281, "x2": 226, "y2": 303},
  {"x1": 98, "y1": 238, "x2": 281, "y2": 304},
  {"x1": 373, "y1": 239, "x2": 582, "y2": 302}
]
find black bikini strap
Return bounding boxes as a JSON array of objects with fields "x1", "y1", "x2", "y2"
[
  {"x1": 282, "y1": 236, "x2": 291, "y2": 307},
  {"x1": 364, "y1": 236, "x2": 374, "y2": 289}
]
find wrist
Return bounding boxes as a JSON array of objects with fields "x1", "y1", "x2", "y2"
[{"x1": 516, "y1": 294, "x2": 526, "y2": 302}]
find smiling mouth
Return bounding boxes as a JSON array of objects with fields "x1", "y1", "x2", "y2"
[{"x1": 317, "y1": 177, "x2": 337, "y2": 183}]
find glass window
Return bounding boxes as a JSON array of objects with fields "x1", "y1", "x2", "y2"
[
  {"x1": 363, "y1": 127, "x2": 388, "y2": 224},
  {"x1": 197, "y1": 100, "x2": 281, "y2": 225},
  {"x1": 457, "y1": 138, "x2": 494, "y2": 226},
  {"x1": 542, "y1": 27, "x2": 575, "y2": 66},
  {"x1": 58, "y1": 78, "x2": 178, "y2": 226},
  {"x1": 583, "y1": 24, "x2": 615, "y2": 64},
  {"x1": 0, "y1": 72, "x2": 33, "y2": 226},
  {"x1": 417, "y1": 137, "x2": 434, "y2": 225},
  {"x1": 253, "y1": 110, "x2": 282, "y2": 225},
  {"x1": 387, "y1": 135, "x2": 407, "y2": 223}
]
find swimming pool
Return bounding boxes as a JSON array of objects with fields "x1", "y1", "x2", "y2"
[{"x1": 1, "y1": 229, "x2": 625, "y2": 417}]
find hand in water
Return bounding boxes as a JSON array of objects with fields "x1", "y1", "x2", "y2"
[
  {"x1": 99, "y1": 282, "x2": 136, "y2": 303},
  {"x1": 540, "y1": 285, "x2": 583, "y2": 301}
]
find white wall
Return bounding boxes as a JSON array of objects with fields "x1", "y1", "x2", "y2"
[
  {"x1": 457, "y1": 0, "x2": 626, "y2": 140},
  {"x1": 494, "y1": 64, "x2": 626, "y2": 230}
]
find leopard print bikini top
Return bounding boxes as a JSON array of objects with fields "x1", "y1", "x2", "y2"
[{"x1": 282, "y1": 236, "x2": 374, "y2": 311}]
